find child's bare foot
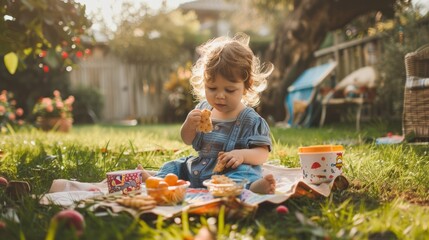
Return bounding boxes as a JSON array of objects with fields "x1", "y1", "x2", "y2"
[
  {"x1": 136, "y1": 164, "x2": 152, "y2": 181},
  {"x1": 249, "y1": 174, "x2": 276, "y2": 194}
]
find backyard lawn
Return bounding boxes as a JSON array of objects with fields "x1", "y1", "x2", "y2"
[{"x1": 0, "y1": 121, "x2": 428, "y2": 239}]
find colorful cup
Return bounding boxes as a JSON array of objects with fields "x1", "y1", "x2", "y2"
[
  {"x1": 298, "y1": 145, "x2": 344, "y2": 184},
  {"x1": 106, "y1": 170, "x2": 142, "y2": 194}
]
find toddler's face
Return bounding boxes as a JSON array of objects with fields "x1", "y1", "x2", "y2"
[{"x1": 205, "y1": 74, "x2": 245, "y2": 117}]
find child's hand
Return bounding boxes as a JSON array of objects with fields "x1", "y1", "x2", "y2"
[
  {"x1": 184, "y1": 109, "x2": 202, "y2": 130},
  {"x1": 217, "y1": 151, "x2": 244, "y2": 169}
]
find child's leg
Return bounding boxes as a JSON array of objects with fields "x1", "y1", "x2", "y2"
[
  {"x1": 137, "y1": 156, "x2": 191, "y2": 181},
  {"x1": 224, "y1": 165, "x2": 275, "y2": 194},
  {"x1": 136, "y1": 164, "x2": 153, "y2": 181},
  {"x1": 249, "y1": 174, "x2": 276, "y2": 194}
]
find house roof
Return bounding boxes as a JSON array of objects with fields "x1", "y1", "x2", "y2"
[{"x1": 179, "y1": 0, "x2": 239, "y2": 12}]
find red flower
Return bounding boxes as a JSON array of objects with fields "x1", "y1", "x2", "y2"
[
  {"x1": 76, "y1": 51, "x2": 83, "y2": 58},
  {"x1": 61, "y1": 51, "x2": 69, "y2": 59},
  {"x1": 39, "y1": 50, "x2": 47, "y2": 58}
]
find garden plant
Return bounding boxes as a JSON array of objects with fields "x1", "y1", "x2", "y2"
[
  {"x1": 0, "y1": 122, "x2": 428, "y2": 239},
  {"x1": 0, "y1": 90, "x2": 25, "y2": 133}
]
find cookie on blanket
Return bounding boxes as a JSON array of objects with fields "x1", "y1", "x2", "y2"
[
  {"x1": 213, "y1": 151, "x2": 226, "y2": 173},
  {"x1": 197, "y1": 109, "x2": 213, "y2": 133},
  {"x1": 116, "y1": 194, "x2": 157, "y2": 211}
]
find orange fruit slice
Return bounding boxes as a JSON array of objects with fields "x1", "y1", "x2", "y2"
[
  {"x1": 164, "y1": 173, "x2": 179, "y2": 186},
  {"x1": 145, "y1": 176, "x2": 163, "y2": 188}
]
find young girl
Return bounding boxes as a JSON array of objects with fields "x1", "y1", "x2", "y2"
[{"x1": 139, "y1": 33, "x2": 275, "y2": 194}]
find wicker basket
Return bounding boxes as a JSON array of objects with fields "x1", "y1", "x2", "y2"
[{"x1": 402, "y1": 44, "x2": 429, "y2": 142}]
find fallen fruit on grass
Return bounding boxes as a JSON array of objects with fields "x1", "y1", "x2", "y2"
[
  {"x1": 53, "y1": 209, "x2": 85, "y2": 236},
  {"x1": 0, "y1": 220, "x2": 6, "y2": 229},
  {"x1": 276, "y1": 205, "x2": 289, "y2": 214},
  {"x1": 0, "y1": 177, "x2": 8, "y2": 187}
]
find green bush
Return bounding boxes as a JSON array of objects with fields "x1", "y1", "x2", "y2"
[
  {"x1": 70, "y1": 86, "x2": 104, "y2": 123},
  {"x1": 376, "y1": 13, "x2": 429, "y2": 118}
]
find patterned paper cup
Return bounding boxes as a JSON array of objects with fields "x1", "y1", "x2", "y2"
[
  {"x1": 298, "y1": 145, "x2": 344, "y2": 185},
  {"x1": 106, "y1": 170, "x2": 142, "y2": 194}
]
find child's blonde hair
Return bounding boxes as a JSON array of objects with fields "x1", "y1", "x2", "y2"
[{"x1": 190, "y1": 33, "x2": 274, "y2": 107}]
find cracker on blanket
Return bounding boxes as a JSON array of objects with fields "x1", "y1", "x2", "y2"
[
  {"x1": 197, "y1": 109, "x2": 213, "y2": 133},
  {"x1": 116, "y1": 194, "x2": 156, "y2": 211}
]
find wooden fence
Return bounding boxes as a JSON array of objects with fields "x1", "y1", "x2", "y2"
[
  {"x1": 70, "y1": 49, "x2": 168, "y2": 123},
  {"x1": 314, "y1": 34, "x2": 381, "y2": 85}
]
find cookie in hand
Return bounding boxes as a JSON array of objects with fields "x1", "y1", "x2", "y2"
[
  {"x1": 213, "y1": 151, "x2": 226, "y2": 173},
  {"x1": 197, "y1": 109, "x2": 213, "y2": 133}
]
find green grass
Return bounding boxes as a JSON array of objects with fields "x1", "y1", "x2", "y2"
[{"x1": 0, "y1": 122, "x2": 428, "y2": 239}]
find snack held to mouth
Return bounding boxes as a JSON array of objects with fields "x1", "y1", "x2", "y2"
[
  {"x1": 298, "y1": 145, "x2": 344, "y2": 185},
  {"x1": 197, "y1": 109, "x2": 213, "y2": 133}
]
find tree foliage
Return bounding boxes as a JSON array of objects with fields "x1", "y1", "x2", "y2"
[
  {"x1": 109, "y1": 3, "x2": 202, "y2": 66},
  {"x1": 0, "y1": 0, "x2": 93, "y2": 120},
  {"x1": 376, "y1": 11, "x2": 429, "y2": 117},
  {"x1": 0, "y1": 0, "x2": 92, "y2": 73}
]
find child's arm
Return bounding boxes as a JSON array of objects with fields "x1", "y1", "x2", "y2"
[
  {"x1": 217, "y1": 146, "x2": 269, "y2": 169},
  {"x1": 181, "y1": 109, "x2": 202, "y2": 145}
]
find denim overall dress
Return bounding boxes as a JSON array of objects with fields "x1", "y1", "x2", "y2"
[{"x1": 156, "y1": 101, "x2": 272, "y2": 189}]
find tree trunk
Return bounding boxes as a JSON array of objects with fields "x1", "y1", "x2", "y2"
[{"x1": 259, "y1": 0, "x2": 397, "y2": 121}]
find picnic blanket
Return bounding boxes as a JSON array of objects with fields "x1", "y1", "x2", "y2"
[{"x1": 40, "y1": 164, "x2": 349, "y2": 218}]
